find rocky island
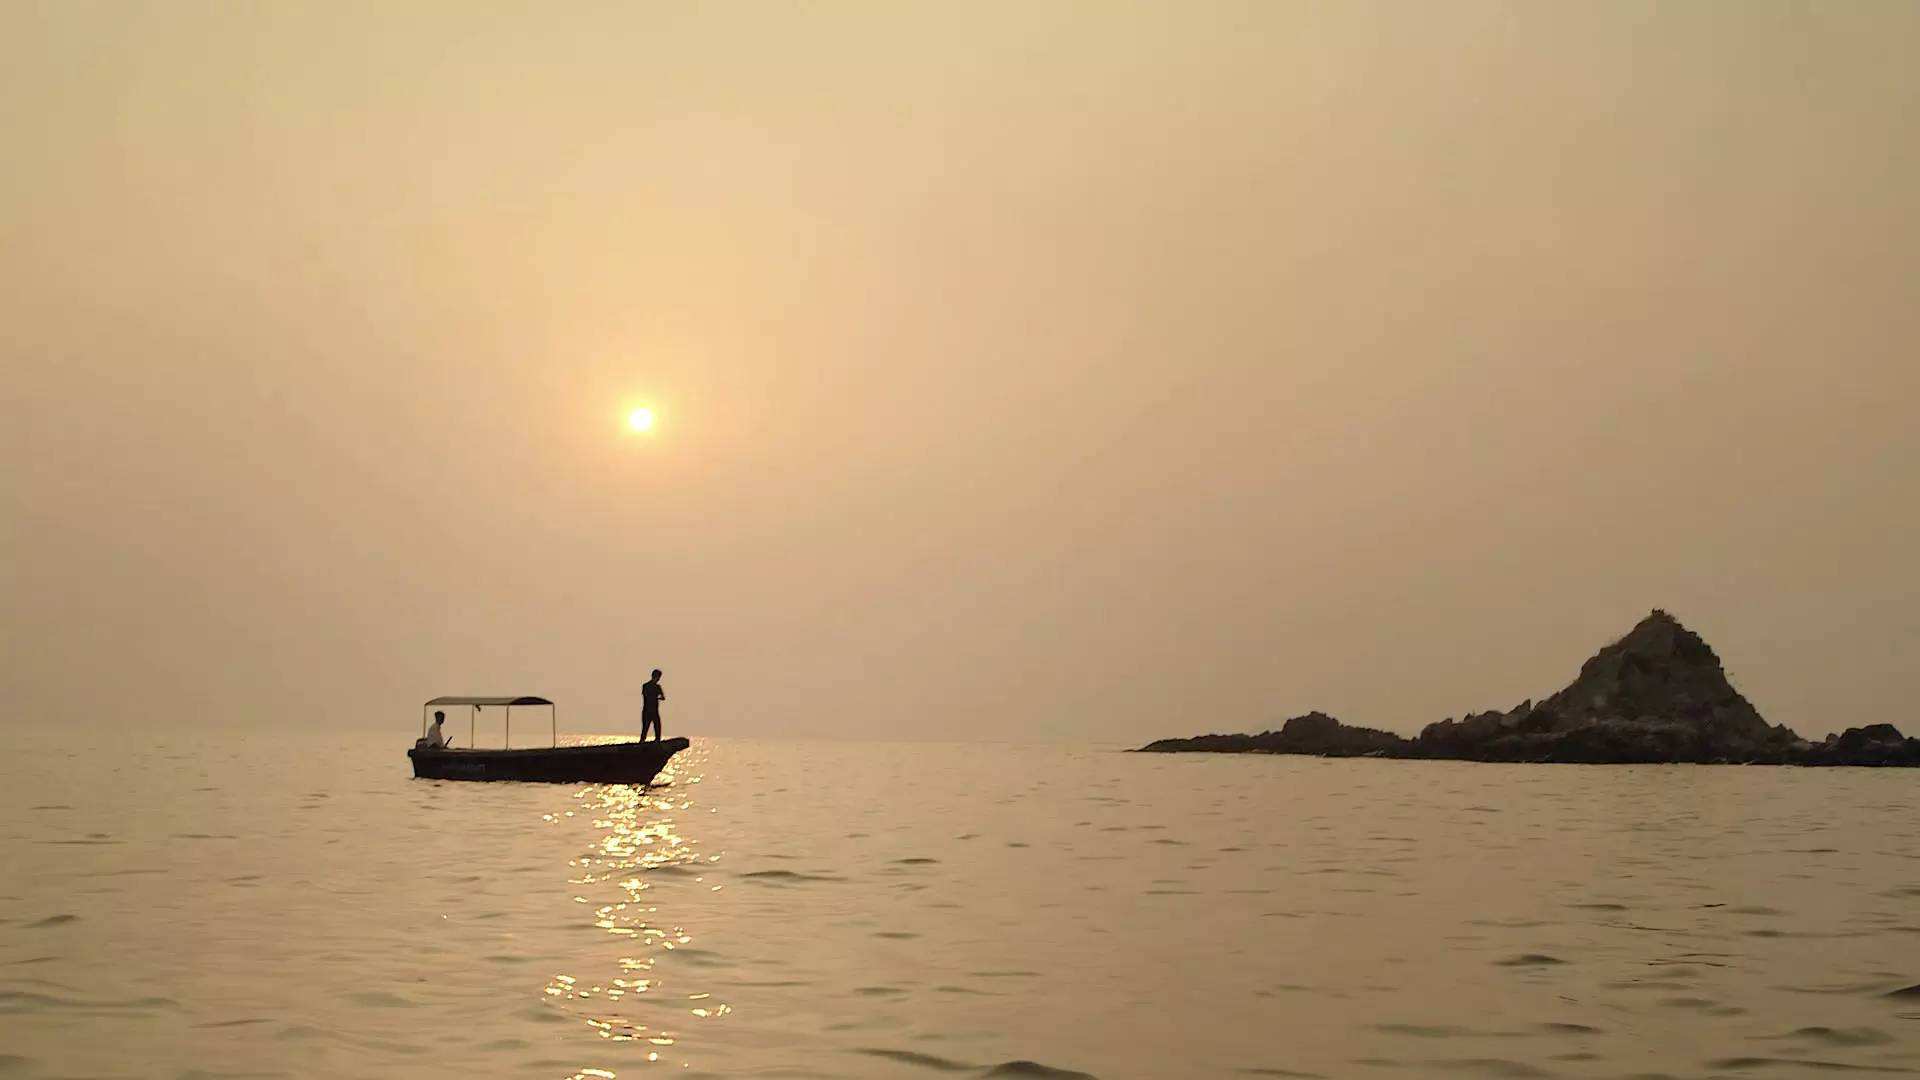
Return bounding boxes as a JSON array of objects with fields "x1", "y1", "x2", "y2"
[{"x1": 1139, "y1": 610, "x2": 1918, "y2": 766}]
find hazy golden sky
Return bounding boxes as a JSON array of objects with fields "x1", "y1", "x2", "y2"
[{"x1": 4, "y1": 1, "x2": 1916, "y2": 739}]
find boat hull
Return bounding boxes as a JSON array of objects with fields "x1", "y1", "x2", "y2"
[{"x1": 408, "y1": 738, "x2": 689, "y2": 783}]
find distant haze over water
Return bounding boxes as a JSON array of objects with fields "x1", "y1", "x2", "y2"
[{"x1": 4, "y1": 3, "x2": 1919, "y2": 742}]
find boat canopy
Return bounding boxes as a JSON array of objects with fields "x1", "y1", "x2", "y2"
[{"x1": 422, "y1": 695, "x2": 557, "y2": 749}]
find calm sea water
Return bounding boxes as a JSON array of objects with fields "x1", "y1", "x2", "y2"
[{"x1": 3, "y1": 730, "x2": 1918, "y2": 1079}]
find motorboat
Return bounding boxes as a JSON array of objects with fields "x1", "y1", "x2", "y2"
[{"x1": 409, "y1": 695, "x2": 687, "y2": 783}]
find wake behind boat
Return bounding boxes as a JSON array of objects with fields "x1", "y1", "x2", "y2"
[{"x1": 409, "y1": 695, "x2": 686, "y2": 783}]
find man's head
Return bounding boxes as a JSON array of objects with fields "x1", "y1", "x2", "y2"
[
  {"x1": 433, "y1": 711, "x2": 445, "y2": 724},
  {"x1": 651, "y1": 669, "x2": 662, "y2": 680}
]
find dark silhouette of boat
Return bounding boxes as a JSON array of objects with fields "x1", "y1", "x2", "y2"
[{"x1": 409, "y1": 695, "x2": 687, "y2": 783}]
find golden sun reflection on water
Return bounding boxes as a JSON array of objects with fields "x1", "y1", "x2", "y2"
[{"x1": 543, "y1": 749, "x2": 726, "y2": 1072}]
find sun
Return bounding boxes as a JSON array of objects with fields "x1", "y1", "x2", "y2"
[{"x1": 627, "y1": 407, "x2": 655, "y2": 433}]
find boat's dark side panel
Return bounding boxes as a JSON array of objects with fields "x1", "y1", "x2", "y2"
[{"x1": 409, "y1": 738, "x2": 689, "y2": 783}]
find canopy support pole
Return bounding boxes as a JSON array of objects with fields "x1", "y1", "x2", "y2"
[
  {"x1": 552, "y1": 705, "x2": 557, "y2": 748},
  {"x1": 506, "y1": 704, "x2": 512, "y2": 749}
]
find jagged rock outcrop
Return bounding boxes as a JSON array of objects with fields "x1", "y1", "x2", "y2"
[
  {"x1": 1416, "y1": 610, "x2": 1805, "y2": 763},
  {"x1": 1138, "y1": 711, "x2": 1411, "y2": 757},
  {"x1": 1800, "y1": 724, "x2": 1920, "y2": 767},
  {"x1": 1136, "y1": 609, "x2": 1916, "y2": 766}
]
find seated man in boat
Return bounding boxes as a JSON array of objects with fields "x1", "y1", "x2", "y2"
[
  {"x1": 422, "y1": 710, "x2": 452, "y2": 749},
  {"x1": 641, "y1": 670, "x2": 666, "y2": 741}
]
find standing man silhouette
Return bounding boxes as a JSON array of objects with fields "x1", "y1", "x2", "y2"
[{"x1": 641, "y1": 669, "x2": 666, "y2": 741}]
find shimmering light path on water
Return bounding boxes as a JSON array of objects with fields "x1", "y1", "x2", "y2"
[{"x1": 3, "y1": 732, "x2": 1919, "y2": 1078}]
